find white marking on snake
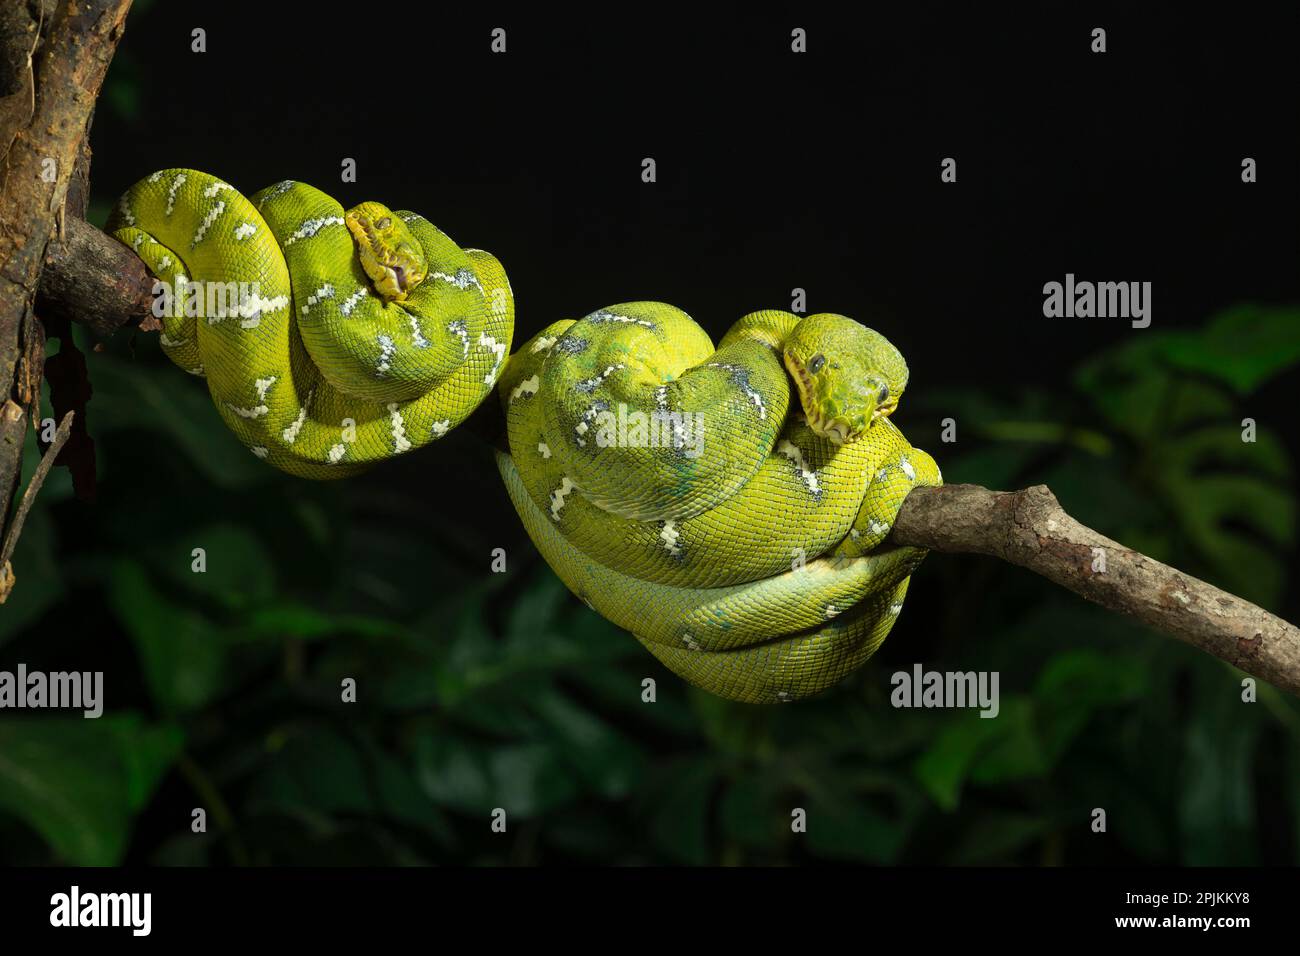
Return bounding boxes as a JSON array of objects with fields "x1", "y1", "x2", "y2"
[
  {"x1": 869, "y1": 520, "x2": 889, "y2": 537},
  {"x1": 573, "y1": 402, "x2": 608, "y2": 447},
  {"x1": 376, "y1": 334, "x2": 396, "y2": 375},
  {"x1": 157, "y1": 255, "x2": 173, "y2": 271},
  {"x1": 202, "y1": 182, "x2": 232, "y2": 199},
  {"x1": 251, "y1": 446, "x2": 268, "y2": 459},
  {"x1": 430, "y1": 420, "x2": 451, "y2": 438},
  {"x1": 387, "y1": 403, "x2": 412, "y2": 453},
  {"x1": 430, "y1": 269, "x2": 483, "y2": 293},
  {"x1": 260, "y1": 181, "x2": 296, "y2": 203},
  {"x1": 164, "y1": 173, "x2": 187, "y2": 216},
  {"x1": 191, "y1": 200, "x2": 225, "y2": 246},
  {"x1": 777, "y1": 439, "x2": 821, "y2": 495},
  {"x1": 187, "y1": 365, "x2": 204, "y2": 376},
  {"x1": 549, "y1": 477, "x2": 576, "y2": 520},
  {"x1": 159, "y1": 332, "x2": 185, "y2": 347},
  {"x1": 889, "y1": 601, "x2": 904, "y2": 616},
  {"x1": 339, "y1": 287, "x2": 369, "y2": 316},
  {"x1": 226, "y1": 376, "x2": 276, "y2": 419},
  {"x1": 282, "y1": 397, "x2": 310, "y2": 444},
  {"x1": 825, "y1": 604, "x2": 841, "y2": 619},
  {"x1": 659, "y1": 520, "x2": 683, "y2": 557},
  {"x1": 328, "y1": 443, "x2": 347, "y2": 463},
  {"x1": 300, "y1": 283, "x2": 335, "y2": 317},
  {"x1": 479, "y1": 333, "x2": 507, "y2": 385},
  {"x1": 681, "y1": 633, "x2": 701, "y2": 650},
  {"x1": 510, "y1": 375, "x2": 540, "y2": 403},
  {"x1": 538, "y1": 442, "x2": 551, "y2": 459},
  {"x1": 409, "y1": 317, "x2": 430, "y2": 349},
  {"x1": 283, "y1": 216, "x2": 345, "y2": 245},
  {"x1": 530, "y1": 335, "x2": 558, "y2": 354},
  {"x1": 116, "y1": 196, "x2": 136, "y2": 226},
  {"x1": 447, "y1": 319, "x2": 470, "y2": 359},
  {"x1": 900, "y1": 456, "x2": 916, "y2": 480},
  {"x1": 146, "y1": 171, "x2": 163, "y2": 183},
  {"x1": 233, "y1": 222, "x2": 257, "y2": 241},
  {"x1": 133, "y1": 234, "x2": 144, "y2": 250},
  {"x1": 704, "y1": 363, "x2": 766, "y2": 418},
  {"x1": 587, "y1": 309, "x2": 654, "y2": 329},
  {"x1": 575, "y1": 364, "x2": 624, "y2": 393},
  {"x1": 237, "y1": 293, "x2": 290, "y2": 329}
]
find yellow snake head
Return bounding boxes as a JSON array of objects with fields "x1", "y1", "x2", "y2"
[
  {"x1": 345, "y1": 202, "x2": 427, "y2": 302},
  {"x1": 783, "y1": 314, "x2": 909, "y2": 444}
]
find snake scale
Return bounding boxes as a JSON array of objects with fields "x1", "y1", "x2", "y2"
[{"x1": 110, "y1": 170, "x2": 941, "y2": 704}]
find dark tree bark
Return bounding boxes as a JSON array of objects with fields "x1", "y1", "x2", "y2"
[{"x1": 0, "y1": 0, "x2": 132, "y2": 599}]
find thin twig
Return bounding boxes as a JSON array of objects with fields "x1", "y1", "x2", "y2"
[{"x1": 0, "y1": 409, "x2": 72, "y2": 602}]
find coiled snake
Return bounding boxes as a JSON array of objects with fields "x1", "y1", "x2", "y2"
[{"x1": 110, "y1": 170, "x2": 941, "y2": 703}]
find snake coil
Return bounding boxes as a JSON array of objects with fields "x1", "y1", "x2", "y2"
[{"x1": 111, "y1": 171, "x2": 940, "y2": 703}]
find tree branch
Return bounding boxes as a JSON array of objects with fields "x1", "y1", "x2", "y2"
[
  {"x1": 0, "y1": 0, "x2": 131, "y2": 598},
  {"x1": 888, "y1": 483, "x2": 1300, "y2": 697}
]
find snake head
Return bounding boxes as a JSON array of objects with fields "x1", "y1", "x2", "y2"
[
  {"x1": 783, "y1": 314, "x2": 908, "y2": 445},
  {"x1": 345, "y1": 202, "x2": 427, "y2": 302}
]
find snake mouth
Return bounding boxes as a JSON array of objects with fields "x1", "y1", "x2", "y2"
[{"x1": 784, "y1": 350, "x2": 855, "y2": 445}]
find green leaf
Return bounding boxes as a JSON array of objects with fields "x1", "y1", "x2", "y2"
[
  {"x1": 107, "y1": 558, "x2": 230, "y2": 714},
  {"x1": 88, "y1": 357, "x2": 270, "y2": 489},
  {"x1": 1159, "y1": 305, "x2": 1300, "y2": 393},
  {"x1": 164, "y1": 523, "x2": 278, "y2": 610},
  {"x1": 644, "y1": 757, "x2": 717, "y2": 865},
  {"x1": 414, "y1": 733, "x2": 578, "y2": 819},
  {"x1": 249, "y1": 726, "x2": 451, "y2": 843},
  {"x1": 1179, "y1": 668, "x2": 1261, "y2": 865},
  {"x1": 0, "y1": 715, "x2": 182, "y2": 865},
  {"x1": 530, "y1": 689, "x2": 646, "y2": 799}
]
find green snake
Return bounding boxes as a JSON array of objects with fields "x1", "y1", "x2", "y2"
[{"x1": 109, "y1": 170, "x2": 941, "y2": 704}]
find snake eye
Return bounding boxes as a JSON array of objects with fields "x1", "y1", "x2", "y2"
[
  {"x1": 808, "y1": 353, "x2": 825, "y2": 374},
  {"x1": 376, "y1": 216, "x2": 392, "y2": 230},
  {"x1": 878, "y1": 384, "x2": 889, "y2": 403}
]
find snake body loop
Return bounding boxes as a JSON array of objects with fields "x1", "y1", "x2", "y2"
[
  {"x1": 108, "y1": 169, "x2": 514, "y2": 478},
  {"x1": 111, "y1": 171, "x2": 939, "y2": 703},
  {"x1": 497, "y1": 303, "x2": 941, "y2": 703}
]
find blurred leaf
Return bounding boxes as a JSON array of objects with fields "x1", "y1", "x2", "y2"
[
  {"x1": 644, "y1": 757, "x2": 717, "y2": 865},
  {"x1": 947, "y1": 811, "x2": 1053, "y2": 865},
  {"x1": 107, "y1": 558, "x2": 230, "y2": 714},
  {"x1": 1158, "y1": 305, "x2": 1300, "y2": 394},
  {"x1": 88, "y1": 357, "x2": 270, "y2": 489},
  {"x1": 249, "y1": 726, "x2": 451, "y2": 844},
  {"x1": 1179, "y1": 668, "x2": 1261, "y2": 865},
  {"x1": 530, "y1": 689, "x2": 646, "y2": 799},
  {"x1": 163, "y1": 523, "x2": 277, "y2": 609},
  {"x1": 414, "y1": 732, "x2": 578, "y2": 819},
  {"x1": 0, "y1": 715, "x2": 181, "y2": 865}
]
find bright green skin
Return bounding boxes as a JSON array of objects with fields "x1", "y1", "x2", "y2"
[
  {"x1": 108, "y1": 169, "x2": 513, "y2": 478},
  {"x1": 497, "y1": 304, "x2": 941, "y2": 703}
]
